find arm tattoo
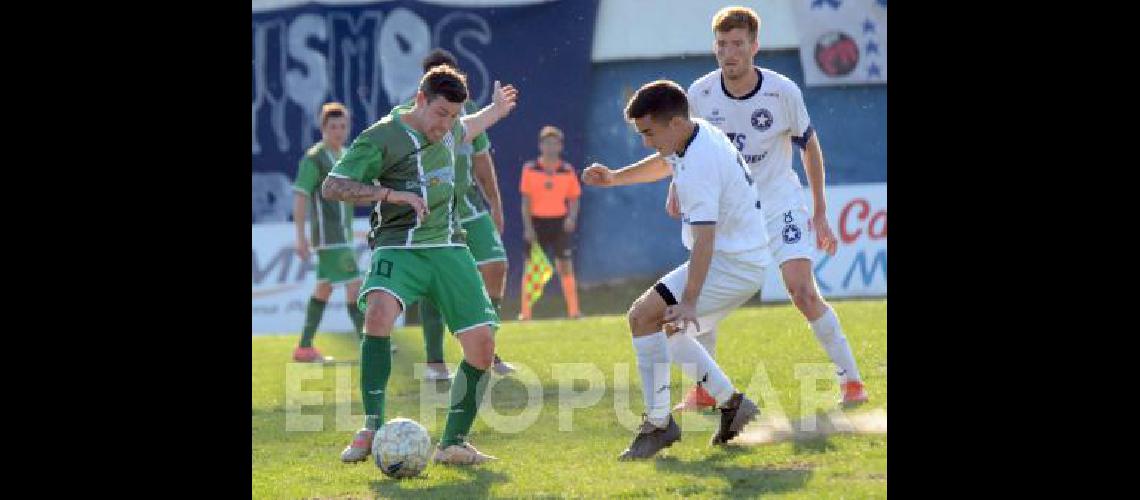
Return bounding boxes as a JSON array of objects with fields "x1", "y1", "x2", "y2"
[{"x1": 321, "y1": 177, "x2": 385, "y2": 203}]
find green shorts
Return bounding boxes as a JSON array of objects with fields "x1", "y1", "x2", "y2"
[
  {"x1": 462, "y1": 212, "x2": 507, "y2": 265},
  {"x1": 358, "y1": 246, "x2": 499, "y2": 335},
  {"x1": 317, "y1": 247, "x2": 361, "y2": 284}
]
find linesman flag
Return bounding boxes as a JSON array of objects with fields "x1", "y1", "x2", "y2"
[{"x1": 522, "y1": 243, "x2": 554, "y2": 309}]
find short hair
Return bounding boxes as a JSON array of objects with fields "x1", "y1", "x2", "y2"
[
  {"x1": 422, "y1": 48, "x2": 458, "y2": 73},
  {"x1": 712, "y1": 6, "x2": 760, "y2": 38},
  {"x1": 539, "y1": 125, "x2": 564, "y2": 141},
  {"x1": 419, "y1": 65, "x2": 468, "y2": 104},
  {"x1": 624, "y1": 80, "x2": 689, "y2": 123},
  {"x1": 320, "y1": 102, "x2": 348, "y2": 126}
]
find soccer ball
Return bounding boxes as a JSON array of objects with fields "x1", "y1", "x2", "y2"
[{"x1": 373, "y1": 417, "x2": 433, "y2": 478}]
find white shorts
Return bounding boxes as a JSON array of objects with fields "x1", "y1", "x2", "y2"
[
  {"x1": 766, "y1": 206, "x2": 817, "y2": 265},
  {"x1": 656, "y1": 251, "x2": 767, "y2": 336}
]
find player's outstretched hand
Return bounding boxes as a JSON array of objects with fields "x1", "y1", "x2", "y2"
[
  {"x1": 813, "y1": 213, "x2": 837, "y2": 256},
  {"x1": 665, "y1": 181, "x2": 680, "y2": 219},
  {"x1": 492, "y1": 80, "x2": 518, "y2": 118},
  {"x1": 581, "y1": 164, "x2": 615, "y2": 187},
  {"x1": 388, "y1": 191, "x2": 429, "y2": 219}
]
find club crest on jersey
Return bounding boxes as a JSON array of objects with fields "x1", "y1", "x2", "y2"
[
  {"x1": 421, "y1": 167, "x2": 455, "y2": 188},
  {"x1": 751, "y1": 109, "x2": 773, "y2": 131},
  {"x1": 783, "y1": 224, "x2": 801, "y2": 244}
]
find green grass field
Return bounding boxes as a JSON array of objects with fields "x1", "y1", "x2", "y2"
[{"x1": 252, "y1": 299, "x2": 886, "y2": 498}]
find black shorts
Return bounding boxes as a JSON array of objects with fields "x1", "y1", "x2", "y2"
[{"x1": 531, "y1": 216, "x2": 573, "y2": 259}]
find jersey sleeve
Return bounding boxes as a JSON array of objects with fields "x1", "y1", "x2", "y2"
[
  {"x1": 465, "y1": 101, "x2": 491, "y2": 154},
  {"x1": 472, "y1": 129, "x2": 491, "y2": 154},
  {"x1": 565, "y1": 165, "x2": 582, "y2": 200},
  {"x1": 785, "y1": 82, "x2": 814, "y2": 150},
  {"x1": 330, "y1": 136, "x2": 384, "y2": 182},
  {"x1": 519, "y1": 166, "x2": 533, "y2": 195},
  {"x1": 686, "y1": 83, "x2": 702, "y2": 118},
  {"x1": 679, "y1": 157, "x2": 721, "y2": 225},
  {"x1": 292, "y1": 156, "x2": 320, "y2": 196}
]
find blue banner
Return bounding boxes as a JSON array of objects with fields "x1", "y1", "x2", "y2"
[{"x1": 252, "y1": 0, "x2": 599, "y2": 231}]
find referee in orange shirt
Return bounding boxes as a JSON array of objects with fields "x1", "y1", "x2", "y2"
[{"x1": 519, "y1": 125, "x2": 582, "y2": 320}]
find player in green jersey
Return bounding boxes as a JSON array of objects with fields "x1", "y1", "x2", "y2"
[
  {"x1": 414, "y1": 49, "x2": 515, "y2": 381},
  {"x1": 323, "y1": 65, "x2": 518, "y2": 465},
  {"x1": 290, "y1": 102, "x2": 366, "y2": 363}
]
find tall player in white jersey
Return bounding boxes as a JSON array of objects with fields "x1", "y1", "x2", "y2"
[
  {"x1": 582, "y1": 80, "x2": 765, "y2": 460},
  {"x1": 613, "y1": 6, "x2": 868, "y2": 409}
]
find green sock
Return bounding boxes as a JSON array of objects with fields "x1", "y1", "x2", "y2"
[
  {"x1": 421, "y1": 299, "x2": 446, "y2": 363},
  {"x1": 347, "y1": 302, "x2": 365, "y2": 340},
  {"x1": 440, "y1": 360, "x2": 488, "y2": 447},
  {"x1": 299, "y1": 297, "x2": 327, "y2": 348},
  {"x1": 360, "y1": 336, "x2": 392, "y2": 431}
]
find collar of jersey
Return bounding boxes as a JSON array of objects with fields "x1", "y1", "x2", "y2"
[
  {"x1": 720, "y1": 67, "x2": 764, "y2": 101},
  {"x1": 676, "y1": 122, "x2": 700, "y2": 158},
  {"x1": 393, "y1": 109, "x2": 430, "y2": 145},
  {"x1": 322, "y1": 144, "x2": 343, "y2": 164}
]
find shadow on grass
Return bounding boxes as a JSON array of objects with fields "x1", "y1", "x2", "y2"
[
  {"x1": 653, "y1": 448, "x2": 813, "y2": 496},
  {"x1": 793, "y1": 435, "x2": 839, "y2": 455},
  {"x1": 369, "y1": 465, "x2": 510, "y2": 498}
]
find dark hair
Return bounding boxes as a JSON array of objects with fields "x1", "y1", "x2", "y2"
[
  {"x1": 421, "y1": 48, "x2": 458, "y2": 73},
  {"x1": 419, "y1": 65, "x2": 468, "y2": 104},
  {"x1": 320, "y1": 102, "x2": 348, "y2": 126},
  {"x1": 624, "y1": 80, "x2": 689, "y2": 123}
]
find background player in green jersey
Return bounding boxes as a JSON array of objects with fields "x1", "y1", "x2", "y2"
[
  {"x1": 415, "y1": 49, "x2": 515, "y2": 381},
  {"x1": 322, "y1": 66, "x2": 518, "y2": 465},
  {"x1": 290, "y1": 103, "x2": 366, "y2": 363}
]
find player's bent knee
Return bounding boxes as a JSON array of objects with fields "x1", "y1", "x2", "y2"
[
  {"x1": 362, "y1": 292, "x2": 401, "y2": 337},
  {"x1": 484, "y1": 260, "x2": 507, "y2": 276},
  {"x1": 627, "y1": 298, "x2": 663, "y2": 336},
  {"x1": 791, "y1": 283, "x2": 820, "y2": 305},
  {"x1": 314, "y1": 282, "x2": 333, "y2": 300},
  {"x1": 458, "y1": 327, "x2": 495, "y2": 369}
]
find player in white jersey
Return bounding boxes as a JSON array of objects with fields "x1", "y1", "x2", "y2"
[
  {"x1": 614, "y1": 6, "x2": 868, "y2": 410},
  {"x1": 582, "y1": 80, "x2": 763, "y2": 460}
]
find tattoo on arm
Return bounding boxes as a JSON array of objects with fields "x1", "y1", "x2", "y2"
[{"x1": 321, "y1": 177, "x2": 385, "y2": 203}]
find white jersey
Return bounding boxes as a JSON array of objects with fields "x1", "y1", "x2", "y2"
[
  {"x1": 687, "y1": 67, "x2": 813, "y2": 218},
  {"x1": 666, "y1": 117, "x2": 770, "y2": 261}
]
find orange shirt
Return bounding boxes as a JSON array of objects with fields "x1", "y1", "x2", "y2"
[{"x1": 519, "y1": 159, "x2": 581, "y2": 218}]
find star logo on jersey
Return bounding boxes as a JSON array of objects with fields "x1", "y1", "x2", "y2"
[
  {"x1": 751, "y1": 109, "x2": 773, "y2": 131},
  {"x1": 783, "y1": 224, "x2": 802, "y2": 244}
]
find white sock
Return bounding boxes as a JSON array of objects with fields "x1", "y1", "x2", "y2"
[
  {"x1": 695, "y1": 328, "x2": 717, "y2": 358},
  {"x1": 809, "y1": 306, "x2": 862, "y2": 383},
  {"x1": 666, "y1": 332, "x2": 736, "y2": 406},
  {"x1": 632, "y1": 332, "x2": 671, "y2": 427}
]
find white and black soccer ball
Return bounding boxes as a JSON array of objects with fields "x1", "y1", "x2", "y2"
[{"x1": 372, "y1": 417, "x2": 433, "y2": 478}]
